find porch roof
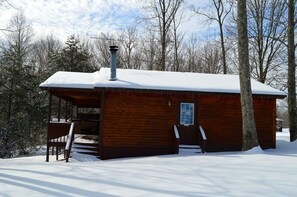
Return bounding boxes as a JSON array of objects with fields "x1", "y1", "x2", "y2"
[{"x1": 40, "y1": 67, "x2": 286, "y2": 98}]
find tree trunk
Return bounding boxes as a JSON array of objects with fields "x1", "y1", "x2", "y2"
[
  {"x1": 237, "y1": 0, "x2": 259, "y2": 150},
  {"x1": 219, "y1": 22, "x2": 227, "y2": 74},
  {"x1": 161, "y1": 0, "x2": 166, "y2": 71},
  {"x1": 287, "y1": 0, "x2": 297, "y2": 142}
]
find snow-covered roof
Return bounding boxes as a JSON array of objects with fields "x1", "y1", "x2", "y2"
[
  {"x1": 40, "y1": 71, "x2": 99, "y2": 89},
  {"x1": 40, "y1": 67, "x2": 286, "y2": 97}
]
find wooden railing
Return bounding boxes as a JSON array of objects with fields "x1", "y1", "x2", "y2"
[
  {"x1": 199, "y1": 126, "x2": 207, "y2": 153},
  {"x1": 173, "y1": 125, "x2": 180, "y2": 154},
  {"x1": 65, "y1": 123, "x2": 75, "y2": 162},
  {"x1": 48, "y1": 122, "x2": 71, "y2": 140},
  {"x1": 47, "y1": 122, "x2": 71, "y2": 161}
]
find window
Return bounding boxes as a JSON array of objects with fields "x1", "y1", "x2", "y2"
[{"x1": 180, "y1": 103, "x2": 195, "y2": 126}]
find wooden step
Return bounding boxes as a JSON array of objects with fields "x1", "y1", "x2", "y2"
[
  {"x1": 73, "y1": 142, "x2": 98, "y2": 147},
  {"x1": 74, "y1": 146, "x2": 98, "y2": 152},
  {"x1": 68, "y1": 134, "x2": 101, "y2": 161},
  {"x1": 179, "y1": 144, "x2": 201, "y2": 149},
  {"x1": 75, "y1": 151, "x2": 99, "y2": 156},
  {"x1": 72, "y1": 142, "x2": 99, "y2": 157}
]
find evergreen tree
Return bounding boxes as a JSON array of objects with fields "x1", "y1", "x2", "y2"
[
  {"x1": 50, "y1": 35, "x2": 95, "y2": 73},
  {"x1": 0, "y1": 13, "x2": 47, "y2": 158}
]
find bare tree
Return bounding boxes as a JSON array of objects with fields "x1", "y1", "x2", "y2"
[
  {"x1": 171, "y1": 6, "x2": 185, "y2": 71},
  {"x1": 183, "y1": 34, "x2": 200, "y2": 72},
  {"x1": 142, "y1": 0, "x2": 184, "y2": 71},
  {"x1": 247, "y1": 0, "x2": 287, "y2": 84},
  {"x1": 32, "y1": 35, "x2": 62, "y2": 78},
  {"x1": 192, "y1": 0, "x2": 234, "y2": 74},
  {"x1": 119, "y1": 27, "x2": 140, "y2": 69},
  {"x1": 93, "y1": 33, "x2": 115, "y2": 68},
  {"x1": 200, "y1": 42, "x2": 223, "y2": 74},
  {"x1": 140, "y1": 30, "x2": 159, "y2": 70},
  {"x1": 237, "y1": 0, "x2": 259, "y2": 150},
  {"x1": 182, "y1": 35, "x2": 223, "y2": 74},
  {"x1": 0, "y1": 0, "x2": 17, "y2": 32},
  {"x1": 287, "y1": 0, "x2": 297, "y2": 142}
]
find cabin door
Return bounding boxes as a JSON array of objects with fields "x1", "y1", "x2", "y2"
[{"x1": 178, "y1": 102, "x2": 199, "y2": 145}]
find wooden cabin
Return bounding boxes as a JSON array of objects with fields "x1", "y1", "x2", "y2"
[{"x1": 40, "y1": 47, "x2": 286, "y2": 161}]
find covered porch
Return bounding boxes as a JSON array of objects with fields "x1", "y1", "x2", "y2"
[{"x1": 44, "y1": 88, "x2": 103, "y2": 162}]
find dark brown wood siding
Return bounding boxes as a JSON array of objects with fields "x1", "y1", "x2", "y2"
[
  {"x1": 199, "y1": 95, "x2": 276, "y2": 152},
  {"x1": 198, "y1": 95, "x2": 243, "y2": 151},
  {"x1": 254, "y1": 97, "x2": 276, "y2": 149},
  {"x1": 100, "y1": 90, "x2": 277, "y2": 159},
  {"x1": 101, "y1": 91, "x2": 177, "y2": 159}
]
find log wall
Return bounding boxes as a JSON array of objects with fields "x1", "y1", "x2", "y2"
[
  {"x1": 198, "y1": 95, "x2": 243, "y2": 151},
  {"x1": 101, "y1": 91, "x2": 177, "y2": 159},
  {"x1": 100, "y1": 90, "x2": 277, "y2": 159},
  {"x1": 254, "y1": 97, "x2": 276, "y2": 149}
]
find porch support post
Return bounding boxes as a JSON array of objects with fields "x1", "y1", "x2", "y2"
[
  {"x1": 65, "y1": 101, "x2": 68, "y2": 121},
  {"x1": 46, "y1": 91, "x2": 52, "y2": 162},
  {"x1": 71, "y1": 103, "x2": 73, "y2": 121},
  {"x1": 99, "y1": 90, "x2": 105, "y2": 159},
  {"x1": 58, "y1": 98, "x2": 61, "y2": 122}
]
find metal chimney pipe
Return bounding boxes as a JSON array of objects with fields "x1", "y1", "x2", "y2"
[{"x1": 109, "y1": 45, "x2": 118, "y2": 81}]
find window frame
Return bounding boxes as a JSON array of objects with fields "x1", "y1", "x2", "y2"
[{"x1": 180, "y1": 102, "x2": 195, "y2": 126}]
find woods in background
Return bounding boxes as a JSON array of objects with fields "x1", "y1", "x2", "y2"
[{"x1": 0, "y1": 0, "x2": 296, "y2": 157}]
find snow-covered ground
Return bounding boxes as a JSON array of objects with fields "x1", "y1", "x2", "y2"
[{"x1": 1, "y1": 129, "x2": 296, "y2": 197}]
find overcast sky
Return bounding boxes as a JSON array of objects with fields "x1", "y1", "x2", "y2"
[{"x1": 0, "y1": 0, "x2": 218, "y2": 43}]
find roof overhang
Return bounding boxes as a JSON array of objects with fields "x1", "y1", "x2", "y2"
[
  {"x1": 43, "y1": 87, "x2": 101, "y2": 108},
  {"x1": 39, "y1": 68, "x2": 287, "y2": 99}
]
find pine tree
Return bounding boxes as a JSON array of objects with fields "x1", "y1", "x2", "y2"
[
  {"x1": 0, "y1": 13, "x2": 47, "y2": 157},
  {"x1": 50, "y1": 35, "x2": 95, "y2": 73}
]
